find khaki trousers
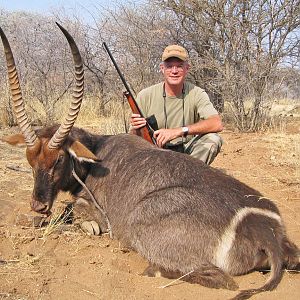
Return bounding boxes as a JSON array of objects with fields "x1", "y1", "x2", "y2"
[{"x1": 184, "y1": 133, "x2": 223, "y2": 165}]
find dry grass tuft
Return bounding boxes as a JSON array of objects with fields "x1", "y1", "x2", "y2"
[{"x1": 42, "y1": 206, "x2": 73, "y2": 239}]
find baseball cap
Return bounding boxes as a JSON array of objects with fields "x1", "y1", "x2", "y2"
[{"x1": 162, "y1": 45, "x2": 188, "y2": 62}]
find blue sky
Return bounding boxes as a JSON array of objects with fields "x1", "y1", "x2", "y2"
[
  {"x1": 0, "y1": 0, "x2": 129, "y2": 23},
  {"x1": 0, "y1": 0, "x2": 111, "y2": 13},
  {"x1": 0, "y1": 0, "x2": 133, "y2": 21}
]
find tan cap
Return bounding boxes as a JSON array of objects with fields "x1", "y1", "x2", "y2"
[{"x1": 162, "y1": 45, "x2": 188, "y2": 61}]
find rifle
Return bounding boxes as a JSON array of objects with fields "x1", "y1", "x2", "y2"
[{"x1": 103, "y1": 42, "x2": 156, "y2": 145}]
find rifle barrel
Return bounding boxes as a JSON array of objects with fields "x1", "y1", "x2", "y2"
[
  {"x1": 103, "y1": 42, "x2": 156, "y2": 145},
  {"x1": 103, "y1": 42, "x2": 133, "y2": 98}
]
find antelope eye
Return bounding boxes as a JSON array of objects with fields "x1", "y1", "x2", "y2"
[{"x1": 57, "y1": 155, "x2": 64, "y2": 164}]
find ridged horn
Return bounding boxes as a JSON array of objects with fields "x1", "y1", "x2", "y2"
[
  {"x1": 0, "y1": 26, "x2": 37, "y2": 147},
  {"x1": 48, "y1": 22, "x2": 84, "y2": 149}
]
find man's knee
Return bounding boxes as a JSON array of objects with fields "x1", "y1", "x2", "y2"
[
  {"x1": 185, "y1": 133, "x2": 223, "y2": 164},
  {"x1": 201, "y1": 133, "x2": 223, "y2": 149}
]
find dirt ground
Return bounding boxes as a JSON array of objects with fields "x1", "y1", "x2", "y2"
[{"x1": 0, "y1": 122, "x2": 299, "y2": 300}]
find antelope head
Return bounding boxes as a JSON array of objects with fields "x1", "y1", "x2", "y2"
[{"x1": 0, "y1": 23, "x2": 98, "y2": 215}]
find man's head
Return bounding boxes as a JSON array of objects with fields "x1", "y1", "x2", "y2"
[{"x1": 160, "y1": 45, "x2": 190, "y2": 88}]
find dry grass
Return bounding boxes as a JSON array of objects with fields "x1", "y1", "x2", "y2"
[
  {"x1": 42, "y1": 205, "x2": 73, "y2": 239},
  {"x1": 53, "y1": 95, "x2": 129, "y2": 135},
  {"x1": 222, "y1": 98, "x2": 300, "y2": 132},
  {"x1": 0, "y1": 255, "x2": 40, "y2": 276},
  {"x1": 273, "y1": 98, "x2": 300, "y2": 105},
  {"x1": 0, "y1": 89, "x2": 130, "y2": 134}
]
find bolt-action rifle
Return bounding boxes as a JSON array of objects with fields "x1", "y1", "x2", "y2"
[{"x1": 103, "y1": 42, "x2": 156, "y2": 145}]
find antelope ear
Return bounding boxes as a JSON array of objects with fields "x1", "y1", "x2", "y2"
[
  {"x1": 1, "y1": 134, "x2": 26, "y2": 146},
  {"x1": 68, "y1": 140, "x2": 101, "y2": 163}
]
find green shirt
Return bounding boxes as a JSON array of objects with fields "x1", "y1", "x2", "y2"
[{"x1": 136, "y1": 81, "x2": 218, "y2": 143}]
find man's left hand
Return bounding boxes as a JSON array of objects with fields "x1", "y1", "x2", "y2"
[{"x1": 153, "y1": 128, "x2": 182, "y2": 148}]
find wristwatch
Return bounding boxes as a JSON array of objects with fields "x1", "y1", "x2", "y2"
[{"x1": 182, "y1": 126, "x2": 189, "y2": 137}]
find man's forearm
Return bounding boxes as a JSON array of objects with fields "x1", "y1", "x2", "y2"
[{"x1": 185, "y1": 115, "x2": 223, "y2": 136}]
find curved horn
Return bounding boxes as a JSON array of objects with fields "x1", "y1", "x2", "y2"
[
  {"x1": 0, "y1": 27, "x2": 37, "y2": 147},
  {"x1": 48, "y1": 22, "x2": 84, "y2": 149}
]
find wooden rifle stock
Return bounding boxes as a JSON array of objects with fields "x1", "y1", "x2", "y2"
[
  {"x1": 103, "y1": 41, "x2": 156, "y2": 145},
  {"x1": 124, "y1": 91, "x2": 156, "y2": 144}
]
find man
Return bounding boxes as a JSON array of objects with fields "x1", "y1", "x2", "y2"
[{"x1": 130, "y1": 45, "x2": 223, "y2": 165}]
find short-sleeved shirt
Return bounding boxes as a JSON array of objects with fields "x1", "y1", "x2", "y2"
[{"x1": 136, "y1": 81, "x2": 218, "y2": 144}]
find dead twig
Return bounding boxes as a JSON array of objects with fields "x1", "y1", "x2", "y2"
[
  {"x1": 159, "y1": 270, "x2": 194, "y2": 289},
  {"x1": 6, "y1": 164, "x2": 31, "y2": 173}
]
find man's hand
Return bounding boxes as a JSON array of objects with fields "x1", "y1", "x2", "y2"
[
  {"x1": 130, "y1": 113, "x2": 146, "y2": 129},
  {"x1": 153, "y1": 128, "x2": 182, "y2": 148}
]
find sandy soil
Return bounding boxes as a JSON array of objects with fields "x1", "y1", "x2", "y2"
[{"x1": 0, "y1": 124, "x2": 299, "y2": 300}]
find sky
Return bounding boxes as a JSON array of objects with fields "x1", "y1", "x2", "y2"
[
  {"x1": 0, "y1": 0, "x2": 110, "y2": 12},
  {"x1": 0, "y1": 0, "x2": 125, "y2": 23}
]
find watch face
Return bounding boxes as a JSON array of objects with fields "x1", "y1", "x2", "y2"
[{"x1": 182, "y1": 127, "x2": 188, "y2": 137}]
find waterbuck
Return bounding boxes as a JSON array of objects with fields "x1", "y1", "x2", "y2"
[{"x1": 1, "y1": 24, "x2": 299, "y2": 300}]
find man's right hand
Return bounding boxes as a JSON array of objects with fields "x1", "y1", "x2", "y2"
[{"x1": 130, "y1": 113, "x2": 147, "y2": 129}]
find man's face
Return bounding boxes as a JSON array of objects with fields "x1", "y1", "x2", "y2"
[{"x1": 160, "y1": 57, "x2": 189, "y2": 87}]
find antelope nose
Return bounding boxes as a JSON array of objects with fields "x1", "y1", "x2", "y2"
[{"x1": 30, "y1": 199, "x2": 49, "y2": 215}]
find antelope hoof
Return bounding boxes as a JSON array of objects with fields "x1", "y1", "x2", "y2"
[{"x1": 81, "y1": 221, "x2": 101, "y2": 235}]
